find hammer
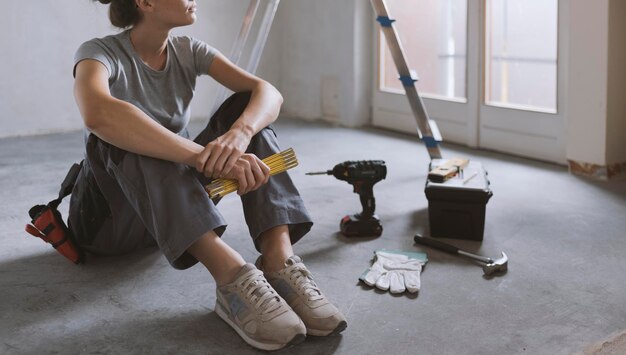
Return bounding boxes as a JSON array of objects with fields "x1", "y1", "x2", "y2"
[{"x1": 414, "y1": 234, "x2": 508, "y2": 276}]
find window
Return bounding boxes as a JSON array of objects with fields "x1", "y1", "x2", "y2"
[
  {"x1": 485, "y1": 0, "x2": 558, "y2": 112},
  {"x1": 381, "y1": 0, "x2": 468, "y2": 101}
]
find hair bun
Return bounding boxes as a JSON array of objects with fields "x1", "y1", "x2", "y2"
[{"x1": 94, "y1": 0, "x2": 139, "y2": 29}]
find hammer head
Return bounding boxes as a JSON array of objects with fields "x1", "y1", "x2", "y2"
[{"x1": 482, "y1": 252, "x2": 508, "y2": 276}]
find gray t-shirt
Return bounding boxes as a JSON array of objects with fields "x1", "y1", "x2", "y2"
[{"x1": 74, "y1": 30, "x2": 218, "y2": 134}]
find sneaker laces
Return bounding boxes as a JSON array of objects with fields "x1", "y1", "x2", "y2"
[
  {"x1": 239, "y1": 270, "x2": 282, "y2": 315},
  {"x1": 286, "y1": 264, "x2": 324, "y2": 301}
]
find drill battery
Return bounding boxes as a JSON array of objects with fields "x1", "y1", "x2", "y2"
[{"x1": 340, "y1": 214, "x2": 383, "y2": 237}]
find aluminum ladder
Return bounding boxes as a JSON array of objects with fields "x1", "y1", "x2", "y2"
[{"x1": 370, "y1": 0, "x2": 443, "y2": 159}]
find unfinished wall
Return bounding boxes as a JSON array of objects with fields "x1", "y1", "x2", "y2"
[
  {"x1": 606, "y1": 0, "x2": 626, "y2": 166},
  {"x1": 0, "y1": 0, "x2": 279, "y2": 138},
  {"x1": 566, "y1": 0, "x2": 626, "y2": 178},
  {"x1": 565, "y1": 0, "x2": 608, "y2": 166}
]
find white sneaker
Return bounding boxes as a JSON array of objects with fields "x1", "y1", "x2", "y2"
[
  {"x1": 256, "y1": 256, "x2": 348, "y2": 336},
  {"x1": 215, "y1": 263, "x2": 306, "y2": 350}
]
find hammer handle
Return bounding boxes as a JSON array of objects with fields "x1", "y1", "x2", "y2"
[{"x1": 414, "y1": 234, "x2": 460, "y2": 254}]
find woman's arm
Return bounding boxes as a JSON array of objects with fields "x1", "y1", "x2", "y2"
[
  {"x1": 208, "y1": 53, "x2": 283, "y2": 136},
  {"x1": 196, "y1": 53, "x2": 283, "y2": 180},
  {"x1": 74, "y1": 59, "x2": 204, "y2": 166},
  {"x1": 74, "y1": 59, "x2": 267, "y2": 195}
]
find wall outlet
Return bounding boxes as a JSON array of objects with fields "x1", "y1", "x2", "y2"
[{"x1": 321, "y1": 76, "x2": 340, "y2": 122}]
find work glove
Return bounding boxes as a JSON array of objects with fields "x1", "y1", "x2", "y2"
[{"x1": 361, "y1": 250, "x2": 424, "y2": 294}]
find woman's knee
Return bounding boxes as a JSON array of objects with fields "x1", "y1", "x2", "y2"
[
  {"x1": 246, "y1": 126, "x2": 281, "y2": 156},
  {"x1": 212, "y1": 91, "x2": 253, "y2": 130}
]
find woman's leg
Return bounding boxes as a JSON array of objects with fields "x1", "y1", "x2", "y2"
[
  {"x1": 257, "y1": 225, "x2": 293, "y2": 272},
  {"x1": 74, "y1": 127, "x2": 305, "y2": 350},
  {"x1": 199, "y1": 93, "x2": 345, "y2": 335},
  {"x1": 194, "y1": 92, "x2": 313, "y2": 251},
  {"x1": 74, "y1": 134, "x2": 228, "y2": 270},
  {"x1": 191, "y1": 229, "x2": 306, "y2": 351},
  {"x1": 186, "y1": 230, "x2": 246, "y2": 286},
  {"x1": 256, "y1": 225, "x2": 348, "y2": 336}
]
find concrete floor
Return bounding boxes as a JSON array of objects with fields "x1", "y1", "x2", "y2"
[{"x1": 1, "y1": 119, "x2": 625, "y2": 355}]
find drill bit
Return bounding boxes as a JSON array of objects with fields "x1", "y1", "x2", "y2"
[{"x1": 306, "y1": 171, "x2": 331, "y2": 175}]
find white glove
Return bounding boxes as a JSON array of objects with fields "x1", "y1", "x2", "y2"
[{"x1": 362, "y1": 251, "x2": 423, "y2": 294}]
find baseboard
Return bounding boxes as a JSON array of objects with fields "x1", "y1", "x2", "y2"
[{"x1": 567, "y1": 160, "x2": 626, "y2": 180}]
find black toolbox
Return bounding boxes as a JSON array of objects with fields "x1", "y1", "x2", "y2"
[{"x1": 425, "y1": 159, "x2": 492, "y2": 241}]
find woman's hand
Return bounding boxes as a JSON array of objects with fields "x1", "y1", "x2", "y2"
[
  {"x1": 223, "y1": 154, "x2": 271, "y2": 195},
  {"x1": 196, "y1": 129, "x2": 251, "y2": 179}
]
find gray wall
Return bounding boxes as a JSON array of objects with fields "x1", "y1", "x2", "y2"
[
  {"x1": 566, "y1": 0, "x2": 626, "y2": 166},
  {"x1": 607, "y1": 0, "x2": 626, "y2": 165},
  {"x1": 566, "y1": 0, "x2": 608, "y2": 165},
  {"x1": 0, "y1": 0, "x2": 280, "y2": 138},
  {"x1": 0, "y1": 1, "x2": 372, "y2": 138},
  {"x1": 273, "y1": 0, "x2": 373, "y2": 127}
]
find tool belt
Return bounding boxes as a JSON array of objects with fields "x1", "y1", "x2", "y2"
[{"x1": 25, "y1": 162, "x2": 85, "y2": 264}]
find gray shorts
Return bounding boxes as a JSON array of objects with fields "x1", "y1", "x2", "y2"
[{"x1": 68, "y1": 92, "x2": 313, "y2": 269}]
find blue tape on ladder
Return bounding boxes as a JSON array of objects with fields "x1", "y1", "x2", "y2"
[
  {"x1": 376, "y1": 16, "x2": 396, "y2": 27},
  {"x1": 399, "y1": 75, "x2": 417, "y2": 87},
  {"x1": 423, "y1": 136, "x2": 439, "y2": 148}
]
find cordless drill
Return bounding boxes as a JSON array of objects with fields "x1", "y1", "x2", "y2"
[{"x1": 307, "y1": 160, "x2": 387, "y2": 237}]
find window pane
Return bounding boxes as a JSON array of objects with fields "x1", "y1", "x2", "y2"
[
  {"x1": 485, "y1": 0, "x2": 558, "y2": 112},
  {"x1": 381, "y1": 0, "x2": 467, "y2": 100}
]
